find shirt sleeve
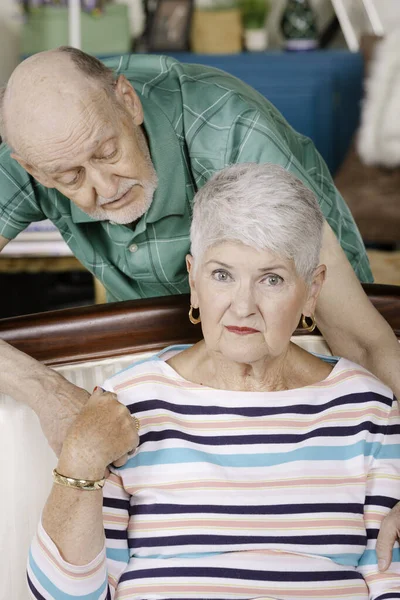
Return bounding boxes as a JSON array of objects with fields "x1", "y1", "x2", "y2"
[
  {"x1": 356, "y1": 396, "x2": 400, "y2": 600},
  {"x1": 0, "y1": 144, "x2": 46, "y2": 240},
  {"x1": 27, "y1": 472, "x2": 131, "y2": 600},
  {"x1": 223, "y1": 107, "x2": 373, "y2": 284}
]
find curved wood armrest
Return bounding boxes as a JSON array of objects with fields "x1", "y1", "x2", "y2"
[{"x1": 0, "y1": 284, "x2": 399, "y2": 366}]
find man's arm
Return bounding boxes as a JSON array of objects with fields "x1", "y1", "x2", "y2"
[
  {"x1": 0, "y1": 233, "x2": 89, "y2": 454},
  {"x1": 316, "y1": 223, "x2": 400, "y2": 570},
  {"x1": 0, "y1": 338, "x2": 89, "y2": 455},
  {"x1": 316, "y1": 221, "x2": 400, "y2": 398}
]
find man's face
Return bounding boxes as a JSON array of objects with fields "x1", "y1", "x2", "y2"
[{"x1": 17, "y1": 81, "x2": 158, "y2": 225}]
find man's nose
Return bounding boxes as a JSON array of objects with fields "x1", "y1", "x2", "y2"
[
  {"x1": 231, "y1": 284, "x2": 257, "y2": 317},
  {"x1": 89, "y1": 168, "x2": 119, "y2": 199}
]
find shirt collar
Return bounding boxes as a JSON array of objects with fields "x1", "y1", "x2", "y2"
[{"x1": 70, "y1": 92, "x2": 187, "y2": 225}]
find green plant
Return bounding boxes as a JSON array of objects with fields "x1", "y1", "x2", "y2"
[{"x1": 239, "y1": 0, "x2": 270, "y2": 29}]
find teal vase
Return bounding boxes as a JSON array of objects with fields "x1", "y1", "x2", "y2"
[{"x1": 280, "y1": 0, "x2": 318, "y2": 51}]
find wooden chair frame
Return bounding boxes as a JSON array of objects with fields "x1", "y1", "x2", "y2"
[{"x1": 0, "y1": 285, "x2": 399, "y2": 367}]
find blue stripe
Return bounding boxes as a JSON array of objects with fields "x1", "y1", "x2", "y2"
[
  {"x1": 378, "y1": 445, "x2": 400, "y2": 459},
  {"x1": 358, "y1": 548, "x2": 400, "y2": 566},
  {"x1": 106, "y1": 547, "x2": 130, "y2": 563},
  {"x1": 28, "y1": 550, "x2": 108, "y2": 600},
  {"x1": 323, "y1": 553, "x2": 360, "y2": 567},
  {"x1": 120, "y1": 441, "x2": 382, "y2": 469},
  {"x1": 105, "y1": 549, "x2": 400, "y2": 567},
  {"x1": 133, "y1": 551, "x2": 222, "y2": 559},
  {"x1": 132, "y1": 550, "x2": 358, "y2": 562},
  {"x1": 107, "y1": 344, "x2": 191, "y2": 379},
  {"x1": 157, "y1": 344, "x2": 192, "y2": 358},
  {"x1": 108, "y1": 354, "x2": 159, "y2": 378}
]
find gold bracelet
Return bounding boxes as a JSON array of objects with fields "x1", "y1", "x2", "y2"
[{"x1": 52, "y1": 468, "x2": 105, "y2": 491}]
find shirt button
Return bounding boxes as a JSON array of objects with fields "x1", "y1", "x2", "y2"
[{"x1": 129, "y1": 243, "x2": 138, "y2": 253}]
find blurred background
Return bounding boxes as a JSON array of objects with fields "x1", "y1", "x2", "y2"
[{"x1": 0, "y1": 0, "x2": 400, "y2": 317}]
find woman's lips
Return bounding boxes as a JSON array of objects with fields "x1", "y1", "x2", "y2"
[{"x1": 225, "y1": 326, "x2": 260, "y2": 335}]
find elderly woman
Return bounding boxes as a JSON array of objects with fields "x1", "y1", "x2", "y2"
[{"x1": 28, "y1": 163, "x2": 400, "y2": 600}]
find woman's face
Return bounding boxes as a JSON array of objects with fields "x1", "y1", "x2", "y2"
[{"x1": 187, "y1": 242, "x2": 325, "y2": 365}]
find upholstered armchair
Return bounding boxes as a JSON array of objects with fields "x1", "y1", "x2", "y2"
[{"x1": 1, "y1": 287, "x2": 400, "y2": 599}]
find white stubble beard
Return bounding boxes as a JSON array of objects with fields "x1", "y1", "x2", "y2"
[
  {"x1": 91, "y1": 125, "x2": 158, "y2": 225},
  {"x1": 93, "y1": 175, "x2": 157, "y2": 224}
]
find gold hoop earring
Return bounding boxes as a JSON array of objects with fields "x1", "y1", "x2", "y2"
[
  {"x1": 301, "y1": 314, "x2": 316, "y2": 333},
  {"x1": 189, "y1": 305, "x2": 201, "y2": 325}
]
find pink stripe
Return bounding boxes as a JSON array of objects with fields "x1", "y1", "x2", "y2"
[
  {"x1": 114, "y1": 373, "x2": 204, "y2": 392},
  {"x1": 117, "y1": 582, "x2": 367, "y2": 597},
  {"x1": 37, "y1": 533, "x2": 103, "y2": 579},
  {"x1": 139, "y1": 406, "x2": 388, "y2": 430},
  {"x1": 113, "y1": 367, "x2": 381, "y2": 394},
  {"x1": 125, "y1": 474, "x2": 365, "y2": 493},
  {"x1": 129, "y1": 517, "x2": 362, "y2": 531}
]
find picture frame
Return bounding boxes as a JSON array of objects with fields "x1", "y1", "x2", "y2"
[
  {"x1": 330, "y1": 0, "x2": 384, "y2": 51},
  {"x1": 148, "y1": 0, "x2": 193, "y2": 52}
]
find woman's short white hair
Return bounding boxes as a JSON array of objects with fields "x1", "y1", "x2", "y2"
[{"x1": 190, "y1": 163, "x2": 324, "y2": 282}]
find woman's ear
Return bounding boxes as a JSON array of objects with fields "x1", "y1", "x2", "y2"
[
  {"x1": 303, "y1": 264, "x2": 327, "y2": 317},
  {"x1": 186, "y1": 254, "x2": 199, "y2": 308},
  {"x1": 114, "y1": 75, "x2": 144, "y2": 125}
]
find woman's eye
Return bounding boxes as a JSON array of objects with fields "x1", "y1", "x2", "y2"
[
  {"x1": 212, "y1": 269, "x2": 232, "y2": 282},
  {"x1": 264, "y1": 274, "x2": 283, "y2": 286}
]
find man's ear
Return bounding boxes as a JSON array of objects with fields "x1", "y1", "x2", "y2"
[
  {"x1": 303, "y1": 264, "x2": 327, "y2": 318},
  {"x1": 186, "y1": 254, "x2": 199, "y2": 308},
  {"x1": 114, "y1": 75, "x2": 144, "y2": 126},
  {"x1": 10, "y1": 153, "x2": 53, "y2": 187}
]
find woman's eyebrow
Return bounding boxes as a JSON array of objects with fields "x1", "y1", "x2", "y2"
[
  {"x1": 258, "y1": 264, "x2": 287, "y2": 271},
  {"x1": 205, "y1": 260, "x2": 287, "y2": 271},
  {"x1": 205, "y1": 260, "x2": 232, "y2": 268}
]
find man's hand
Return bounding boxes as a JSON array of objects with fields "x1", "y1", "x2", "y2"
[
  {"x1": 376, "y1": 502, "x2": 400, "y2": 571},
  {"x1": 59, "y1": 387, "x2": 140, "y2": 479},
  {"x1": 0, "y1": 338, "x2": 90, "y2": 456}
]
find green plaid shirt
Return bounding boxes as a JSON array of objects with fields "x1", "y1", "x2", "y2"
[{"x1": 0, "y1": 54, "x2": 372, "y2": 301}]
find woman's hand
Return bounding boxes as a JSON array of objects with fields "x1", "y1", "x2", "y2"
[
  {"x1": 376, "y1": 502, "x2": 400, "y2": 571},
  {"x1": 58, "y1": 387, "x2": 139, "y2": 480}
]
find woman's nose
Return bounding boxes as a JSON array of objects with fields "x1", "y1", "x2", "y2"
[{"x1": 231, "y1": 285, "x2": 257, "y2": 317}]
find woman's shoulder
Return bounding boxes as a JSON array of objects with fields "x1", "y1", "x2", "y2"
[
  {"x1": 322, "y1": 357, "x2": 394, "y2": 402},
  {"x1": 103, "y1": 345, "x2": 187, "y2": 391}
]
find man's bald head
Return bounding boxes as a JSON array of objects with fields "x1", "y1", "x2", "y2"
[
  {"x1": 0, "y1": 47, "x2": 116, "y2": 160},
  {"x1": 0, "y1": 47, "x2": 155, "y2": 226}
]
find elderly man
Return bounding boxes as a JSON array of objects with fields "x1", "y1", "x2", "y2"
[{"x1": 0, "y1": 47, "x2": 399, "y2": 569}]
